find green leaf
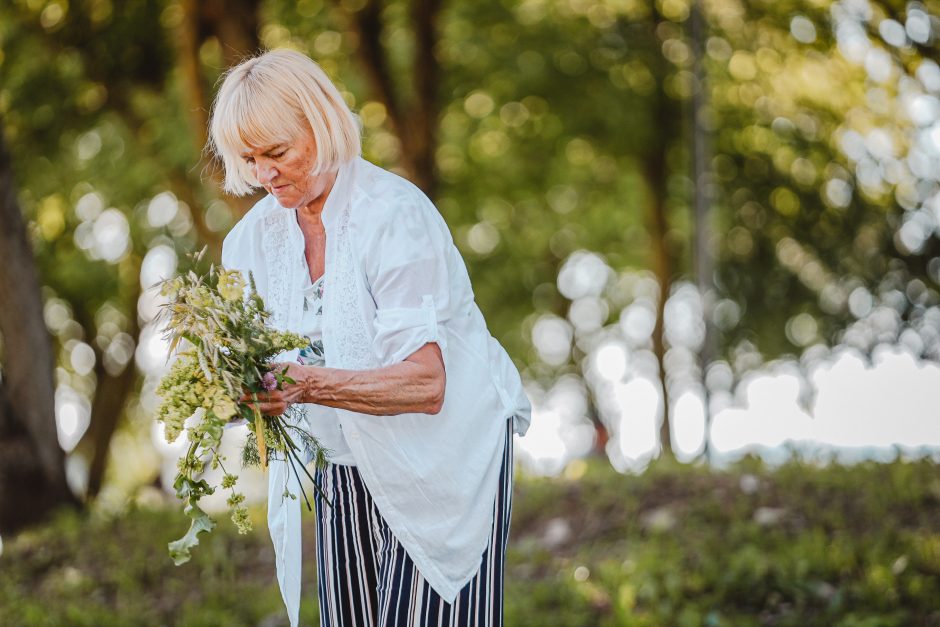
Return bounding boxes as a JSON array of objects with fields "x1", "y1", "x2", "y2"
[
  {"x1": 168, "y1": 502, "x2": 216, "y2": 566},
  {"x1": 173, "y1": 475, "x2": 214, "y2": 500}
]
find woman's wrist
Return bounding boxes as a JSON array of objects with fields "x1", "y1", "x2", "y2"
[{"x1": 299, "y1": 365, "x2": 324, "y2": 404}]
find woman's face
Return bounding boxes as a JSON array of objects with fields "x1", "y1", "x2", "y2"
[{"x1": 240, "y1": 127, "x2": 335, "y2": 211}]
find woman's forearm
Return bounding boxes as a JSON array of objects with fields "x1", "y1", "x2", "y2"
[
  {"x1": 300, "y1": 345, "x2": 445, "y2": 415},
  {"x1": 244, "y1": 344, "x2": 446, "y2": 417}
]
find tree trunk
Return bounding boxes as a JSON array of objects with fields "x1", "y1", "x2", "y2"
[
  {"x1": 0, "y1": 127, "x2": 78, "y2": 533},
  {"x1": 644, "y1": 148, "x2": 674, "y2": 459},
  {"x1": 404, "y1": 0, "x2": 441, "y2": 196},
  {"x1": 76, "y1": 352, "x2": 139, "y2": 500},
  {"x1": 585, "y1": 393, "x2": 611, "y2": 457},
  {"x1": 175, "y1": 0, "x2": 262, "y2": 240},
  {"x1": 199, "y1": 0, "x2": 262, "y2": 68},
  {"x1": 72, "y1": 277, "x2": 141, "y2": 500},
  {"x1": 341, "y1": 0, "x2": 443, "y2": 198},
  {"x1": 690, "y1": 0, "x2": 715, "y2": 461},
  {"x1": 645, "y1": 8, "x2": 679, "y2": 460}
]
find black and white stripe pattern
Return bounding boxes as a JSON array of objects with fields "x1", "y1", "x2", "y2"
[{"x1": 314, "y1": 420, "x2": 514, "y2": 627}]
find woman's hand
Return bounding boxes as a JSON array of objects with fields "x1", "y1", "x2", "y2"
[{"x1": 240, "y1": 362, "x2": 312, "y2": 416}]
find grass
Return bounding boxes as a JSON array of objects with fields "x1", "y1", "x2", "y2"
[{"x1": 2, "y1": 456, "x2": 939, "y2": 626}]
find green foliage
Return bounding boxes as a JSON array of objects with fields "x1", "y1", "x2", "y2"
[
  {"x1": 258, "y1": 0, "x2": 940, "y2": 382},
  {"x1": 702, "y1": 1, "x2": 940, "y2": 363},
  {"x1": 3, "y1": 460, "x2": 939, "y2": 625},
  {"x1": 3, "y1": 0, "x2": 939, "y2": 481},
  {"x1": 507, "y1": 457, "x2": 940, "y2": 626},
  {"x1": 0, "y1": 506, "x2": 306, "y2": 626}
]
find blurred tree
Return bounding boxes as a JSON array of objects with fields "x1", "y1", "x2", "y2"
[
  {"x1": 0, "y1": 0, "x2": 257, "y2": 504},
  {"x1": 641, "y1": 3, "x2": 684, "y2": 458},
  {"x1": 174, "y1": 0, "x2": 263, "y2": 241},
  {"x1": 0, "y1": 0, "x2": 177, "y2": 503},
  {"x1": 690, "y1": 0, "x2": 716, "y2": 460},
  {"x1": 1, "y1": 0, "x2": 939, "y2": 516},
  {"x1": 332, "y1": 0, "x2": 443, "y2": 196},
  {"x1": 706, "y1": 0, "x2": 940, "y2": 367},
  {"x1": 0, "y1": 126, "x2": 77, "y2": 533}
]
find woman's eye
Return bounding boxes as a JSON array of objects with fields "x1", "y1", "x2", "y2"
[
  {"x1": 271, "y1": 151, "x2": 286, "y2": 159},
  {"x1": 244, "y1": 157, "x2": 255, "y2": 165}
]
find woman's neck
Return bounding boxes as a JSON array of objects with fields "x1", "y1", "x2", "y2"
[{"x1": 296, "y1": 170, "x2": 338, "y2": 224}]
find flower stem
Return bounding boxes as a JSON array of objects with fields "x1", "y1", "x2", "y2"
[
  {"x1": 252, "y1": 400, "x2": 267, "y2": 471},
  {"x1": 272, "y1": 419, "x2": 331, "y2": 508}
]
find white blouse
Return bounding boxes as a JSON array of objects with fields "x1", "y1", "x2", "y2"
[
  {"x1": 295, "y1": 272, "x2": 357, "y2": 465},
  {"x1": 221, "y1": 156, "x2": 531, "y2": 626}
]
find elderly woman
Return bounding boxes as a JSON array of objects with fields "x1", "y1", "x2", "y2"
[{"x1": 211, "y1": 49, "x2": 530, "y2": 627}]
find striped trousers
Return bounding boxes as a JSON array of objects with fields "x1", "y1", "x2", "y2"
[{"x1": 313, "y1": 420, "x2": 513, "y2": 627}]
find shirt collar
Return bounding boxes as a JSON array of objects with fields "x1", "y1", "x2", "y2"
[{"x1": 320, "y1": 157, "x2": 357, "y2": 231}]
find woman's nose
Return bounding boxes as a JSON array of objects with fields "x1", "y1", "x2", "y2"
[{"x1": 257, "y1": 161, "x2": 278, "y2": 184}]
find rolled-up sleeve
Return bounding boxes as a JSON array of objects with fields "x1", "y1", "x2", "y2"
[{"x1": 363, "y1": 189, "x2": 454, "y2": 366}]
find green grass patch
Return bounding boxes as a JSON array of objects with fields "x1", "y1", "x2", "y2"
[{"x1": 2, "y1": 457, "x2": 939, "y2": 626}]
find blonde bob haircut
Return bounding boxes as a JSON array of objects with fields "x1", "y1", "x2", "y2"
[{"x1": 209, "y1": 48, "x2": 361, "y2": 196}]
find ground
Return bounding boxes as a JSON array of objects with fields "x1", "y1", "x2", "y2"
[{"x1": 2, "y1": 455, "x2": 939, "y2": 626}]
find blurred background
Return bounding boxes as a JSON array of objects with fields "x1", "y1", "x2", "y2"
[{"x1": 2, "y1": 0, "x2": 940, "y2": 625}]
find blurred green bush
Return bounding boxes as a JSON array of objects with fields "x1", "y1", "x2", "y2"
[{"x1": 2, "y1": 457, "x2": 939, "y2": 626}]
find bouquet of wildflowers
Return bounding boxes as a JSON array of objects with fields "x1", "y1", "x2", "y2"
[{"x1": 155, "y1": 250, "x2": 328, "y2": 565}]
